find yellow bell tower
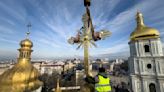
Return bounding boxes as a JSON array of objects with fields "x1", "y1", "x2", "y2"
[{"x1": 129, "y1": 12, "x2": 164, "y2": 92}]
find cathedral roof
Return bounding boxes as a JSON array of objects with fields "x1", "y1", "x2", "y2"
[{"x1": 130, "y1": 12, "x2": 160, "y2": 41}]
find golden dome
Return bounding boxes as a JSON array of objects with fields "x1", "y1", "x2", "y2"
[
  {"x1": 130, "y1": 12, "x2": 160, "y2": 41},
  {"x1": 20, "y1": 39, "x2": 33, "y2": 48},
  {"x1": 0, "y1": 60, "x2": 42, "y2": 92},
  {"x1": 0, "y1": 32, "x2": 42, "y2": 92}
]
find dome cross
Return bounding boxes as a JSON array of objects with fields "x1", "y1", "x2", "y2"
[{"x1": 26, "y1": 22, "x2": 32, "y2": 38}]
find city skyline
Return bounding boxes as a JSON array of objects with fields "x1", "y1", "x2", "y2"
[{"x1": 0, "y1": 0, "x2": 164, "y2": 59}]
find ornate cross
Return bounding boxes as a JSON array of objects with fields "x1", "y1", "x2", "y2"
[{"x1": 68, "y1": 0, "x2": 111, "y2": 76}]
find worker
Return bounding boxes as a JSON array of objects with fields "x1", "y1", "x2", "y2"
[{"x1": 95, "y1": 67, "x2": 112, "y2": 92}]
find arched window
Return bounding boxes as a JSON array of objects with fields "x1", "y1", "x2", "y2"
[
  {"x1": 23, "y1": 52, "x2": 25, "y2": 58},
  {"x1": 149, "y1": 83, "x2": 156, "y2": 92},
  {"x1": 144, "y1": 45, "x2": 150, "y2": 52}
]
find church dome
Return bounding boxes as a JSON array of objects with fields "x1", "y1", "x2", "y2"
[
  {"x1": 130, "y1": 26, "x2": 160, "y2": 40},
  {"x1": 20, "y1": 39, "x2": 33, "y2": 48},
  {"x1": 130, "y1": 12, "x2": 160, "y2": 41},
  {"x1": 0, "y1": 30, "x2": 42, "y2": 92},
  {"x1": 0, "y1": 61, "x2": 42, "y2": 92}
]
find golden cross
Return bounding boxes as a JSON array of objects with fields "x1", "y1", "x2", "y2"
[
  {"x1": 26, "y1": 22, "x2": 32, "y2": 38},
  {"x1": 68, "y1": 0, "x2": 111, "y2": 76}
]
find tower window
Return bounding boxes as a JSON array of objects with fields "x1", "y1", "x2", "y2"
[
  {"x1": 144, "y1": 45, "x2": 150, "y2": 52},
  {"x1": 147, "y1": 64, "x2": 152, "y2": 69},
  {"x1": 149, "y1": 83, "x2": 156, "y2": 92}
]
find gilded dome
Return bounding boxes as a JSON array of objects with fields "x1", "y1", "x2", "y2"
[
  {"x1": 0, "y1": 32, "x2": 42, "y2": 92},
  {"x1": 20, "y1": 39, "x2": 33, "y2": 48},
  {"x1": 0, "y1": 60, "x2": 42, "y2": 92},
  {"x1": 130, "y1": 12, "x2": 160, "y2": 41}
]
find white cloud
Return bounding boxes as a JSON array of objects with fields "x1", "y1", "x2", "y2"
[
  {"x1": 0, "y1": 0, "x2": 164, "y2": 58},
  {"x1": 160, "y1": 31, "x2": 164, "y2": 35},
  {"x1": 37, "y1": 39, "x2": 60, "y2": 48},
  {"x1": 90, "y1": 43, "x2": 129, "y2": 56},
  {"x1": 47, "y1": 0, "x2": 164, "y2": 57},
  {"x1": 100, "y1": 0, "x2": 163, "y2": 33},
  {"x1": 103, "y1": 43, "x2": 129, "y2": 54},
  {"x1": 0, "y1": 1, "x2": 26, "y2": 22},
  {"x1": 0, "y1": 26, "x2": 14, "y2": 34},
  {"x1": 0, "y1": 38, "x2": 18, "y2": 44}
]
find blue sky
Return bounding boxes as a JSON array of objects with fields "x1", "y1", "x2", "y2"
[{"x1": 0, "y1": 0, "x2": 164, "y2": 59}]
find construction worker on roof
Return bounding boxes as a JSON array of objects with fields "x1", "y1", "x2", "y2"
[{"x1": 95, "y1": 67, "x2": 112, "y2": 92}]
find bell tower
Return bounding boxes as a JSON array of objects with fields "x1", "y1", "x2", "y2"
[{"x1": 129, "y1": 12, "x2": 164, "y2": 92}]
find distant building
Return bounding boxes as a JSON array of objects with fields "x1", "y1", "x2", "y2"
[
  {"x1": 115, "y1": 59, "x2": 124, "y2": 64},
  {"x1": 39, "y1": 60, "x2": 79, "y2": 75},
  {"x1": 129, "y1": 12, "x2": 164, "y2": 92},
  {"x1": 75, "y1": 70, "x2": 85, "y2": 85},
  {"x1": 63, "y1": 61, "x2": 76, "y2": 72},
  {"x1": 41, "y1": 63, "x2": 64, "y2": 75},
  {"x1": 0, "y1": 63, "x2": 10, "y2": 75},
  {"x1": 32, "y1": 61, "x2": 43, "y2": 72}
]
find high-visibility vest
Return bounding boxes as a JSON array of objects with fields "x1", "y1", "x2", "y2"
[{"x1": 95, "y1": 75, "x2": 112, "y2": 92}]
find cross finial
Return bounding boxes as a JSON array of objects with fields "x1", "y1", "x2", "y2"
[
  {"x1": 26, "y1": 22, "x2": 32, "y2": 38},
  {"x1": 136, "y1": 11, "x2": 145, "y2": 27}
]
